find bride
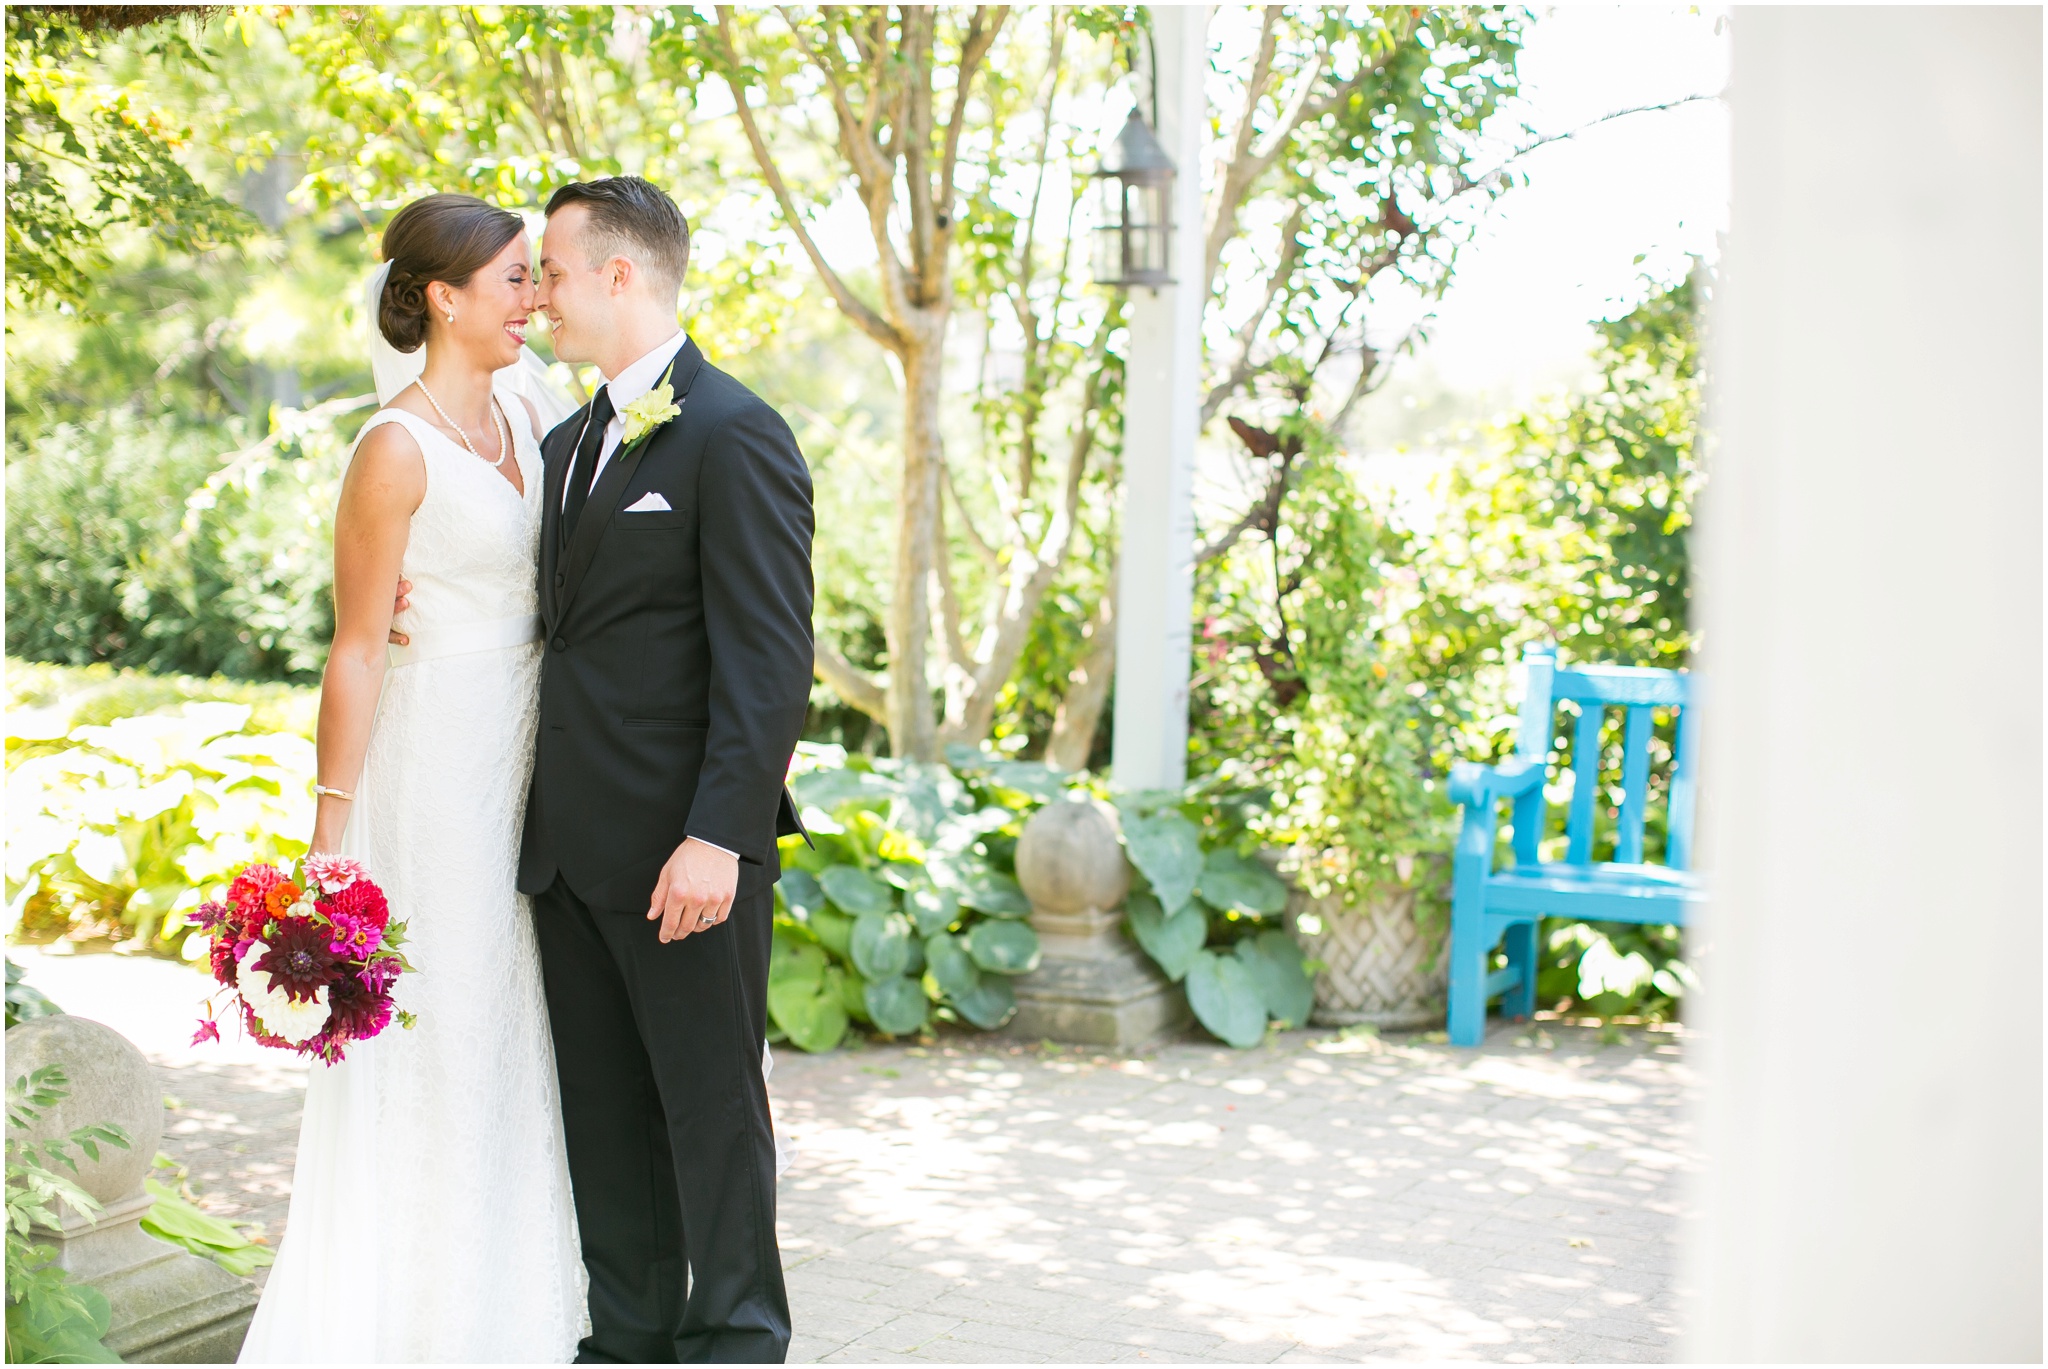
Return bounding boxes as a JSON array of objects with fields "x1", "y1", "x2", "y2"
[{"x1": 239, "y1": 193, "x2": 586, "y2": 1362}]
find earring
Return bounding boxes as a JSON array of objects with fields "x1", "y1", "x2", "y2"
[{"x1": 445, "y1": 312, "x2": 455, "y2": 324}]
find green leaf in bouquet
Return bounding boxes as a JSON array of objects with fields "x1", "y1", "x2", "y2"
[
  {"x1": 949, "y1": 971, "x2": 1016, "y2": 1030},
  {"x1": 1125, "y1": 891, "x2": 1207, "y2": 983},
  {"x1": 768, "y1": 964, "x2": 849, "y2": 1052},
  {"x1": 924, "y1": 932, "x2": 980, "y2": 1000},
  {"x1": 966, "y1": 919, "x2": 1041, "y2": 975},
  {"x1": 1186, "y1": 948, "x2": 1269, "y2": 1048},
  {"x1": 958, "y1": 870, "x2": 1033, "y2": 919},
  {"x1": 864, "y1": 974, "x2": 928, "y2": 1036},
  {"x1": 777, "y1": 868, "x2": 824, "y2": 920},
  {"x1": 1122, "y1": 810, "x2": 1203, "y2": 913},
  {"x1": 1196, "y1": 848, "x2": 1290, "y2": 917},
  {"x1": 1239, "y1": 931, "x2": 1315, "y2": 1029},
  {"x1": 850, "y1": 911, "x2": 913, "y2": 980},
  {"x1": 818, "y1": 864, "x2": 895, "y2": 916},
  {"x1": 906, "y1": 884, "x2": 959, "y2": 937}
]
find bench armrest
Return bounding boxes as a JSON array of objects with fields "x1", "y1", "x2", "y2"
[{"x1": 1447, "y1": 758, "x2": 1545, "y2": 810}]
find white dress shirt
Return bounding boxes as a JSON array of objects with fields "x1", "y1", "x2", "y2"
[{"x1": 563, "y1": 329, "x2": 683, "y2": 511}]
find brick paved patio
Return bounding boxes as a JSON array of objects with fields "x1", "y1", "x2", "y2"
[{"x1": 10, "y1": 946, "x2": 1692, "y2": 1363}]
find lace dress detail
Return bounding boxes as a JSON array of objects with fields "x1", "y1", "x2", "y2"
[{"x1": 240, "y1": 389, "x2": 585, "y2": 1363}]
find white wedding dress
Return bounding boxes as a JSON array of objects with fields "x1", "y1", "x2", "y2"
[{"x1": 239, "y1": 387, "x2": 586, "y2": 1362}]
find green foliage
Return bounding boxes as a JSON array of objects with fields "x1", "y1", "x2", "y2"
[
  {"x1": 770, "y1": 745, "x2": 1085, "y2": 1050},
  {"x1": 7, "y1": 407, "x2": 356, "y2": 681},
  {"x1": 1112, "y1": 789, "x2": 1313, "y2": 1048},
  {"x1": 1405, "y1": 267, "x2": 1707, "y2": 766},
  {"x1": 5, "y1": 1068, "x2": 127, "y2": 1364},
  {"x1": 4, "y1": 7, "x2": 251, "y2": 314},
  {"x1": 1400, "y1": 269, "x2": 1706, "y2": 1022},
  {"x1": 7, "y1": 663, "x2": 315, "y2": 956},
  {"x1": 141, "y1": 1159, "x2": 273, "y2": 1279},
  {"x1": 1190, "y1": 434, "x2": 1451, "y2": 918},
  {"x1": 4, "y1": 961, "x2": 60, "y2": 1031}
]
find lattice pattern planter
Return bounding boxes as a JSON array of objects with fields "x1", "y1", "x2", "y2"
[{"x1": 1288, "y1": 865, "x2": 1449, "y2": 1031}]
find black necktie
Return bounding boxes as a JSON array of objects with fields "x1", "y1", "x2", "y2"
[{"x1": 562, "y1": 386, "x2": 616, "y2": 543}]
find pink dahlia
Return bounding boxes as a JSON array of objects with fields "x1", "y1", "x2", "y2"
[
  {"x1": 326, "y1": 878, "x2": 389, "y2": 930},
  {"x1": 228, "y1": 864, "x2": 284, "y2": 915},
  {"x1": 301, "y1": 854, "x2": 367, "y2": 895}
]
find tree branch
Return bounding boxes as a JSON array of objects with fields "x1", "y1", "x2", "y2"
[
  {"x1": 940, "y1": 7, "x2": 1007, "y2": 226},
  {"x1": 716, "y1": 8, "x2": 905, "y2": 353},
  {"x1": 1453, "y1": 94, "x2": 1722, "y2": 195},
  {"x1": 813, "y1": 636, "x2": 889, "y2": 722},
  {"x1": 943, "y1": 457, "x2": 1001, "y2": 574},
  {"x1": 1200, "y1": 200, "x2": 1305, "y2": 425},
  {"x1": 1045, "y1": 571, "x2": 1116, "y2": 772}
]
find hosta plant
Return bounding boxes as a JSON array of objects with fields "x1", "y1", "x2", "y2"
[{"x1": 769, "y1": 744, "x2": 1079, "y2": 1050}]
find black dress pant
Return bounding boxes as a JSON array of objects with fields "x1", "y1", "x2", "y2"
[{"x1": 534, "y1": 876, "x2": 790, "y2": 1364}]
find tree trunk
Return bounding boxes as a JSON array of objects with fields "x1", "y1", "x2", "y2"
[
  {"x1": 1046, "y1": 573, "x2": 1116, "y2": 771},
  {"x1": 886, "y1": 314, "x2": 948, "y2": 760}
]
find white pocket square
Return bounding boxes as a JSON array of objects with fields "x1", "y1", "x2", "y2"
[{"x1": 623, "y1": 492, "x2": 672, "y2": 512}]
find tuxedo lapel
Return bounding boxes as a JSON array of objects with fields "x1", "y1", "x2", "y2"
[
  {"x1": 553, "y1": 337, "x2": 705, "y2": 630},
  {"x1": 539, "y1": 403, "x2": 591, "y2": 631}
]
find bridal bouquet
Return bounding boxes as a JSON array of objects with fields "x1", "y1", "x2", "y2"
[{"x1": 190, "y1": 855, "x2": 416, "y2": 1062}]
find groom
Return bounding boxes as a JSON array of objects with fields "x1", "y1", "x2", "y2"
[{"x1": 519, "y1": 176, "x2": 813, "y2": 1363}]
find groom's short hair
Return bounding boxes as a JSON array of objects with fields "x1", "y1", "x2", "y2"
[{"x1": 545, "y1": 177, "x2": 691, "y2": 303}]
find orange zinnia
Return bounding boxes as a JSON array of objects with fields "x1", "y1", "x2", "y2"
[{"x1": 264, "y1": 881, "x2": 303, "y2": 917}]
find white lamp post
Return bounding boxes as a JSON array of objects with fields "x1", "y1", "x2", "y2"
[{"x1": 1105, "y1": 5, "x2": 1208, "y2": 793}]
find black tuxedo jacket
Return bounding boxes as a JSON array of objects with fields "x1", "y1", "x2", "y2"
[{"x1": 518, "y1": 337, "x2": 814, "y2": 912}]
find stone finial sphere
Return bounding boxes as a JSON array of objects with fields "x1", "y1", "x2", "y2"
[
  {"x1": 5, "y1": 1015, "x2": 162, "y2": 1206},
  {"x1": 1015, "y1": 797, "x2": 1130, "y2": 914}
]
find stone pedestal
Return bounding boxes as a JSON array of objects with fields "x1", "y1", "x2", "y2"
[
  {"x1": 1007, "y1": 798, "x2": 1189, "y2": 1049},
  {"x1": 6, "y1": 1015, "x2": 258, "y2": 1363}
]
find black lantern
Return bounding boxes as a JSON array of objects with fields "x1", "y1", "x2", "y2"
[{"x1": 1091, "y1": 111, "x2": 1176, "y2": 289}]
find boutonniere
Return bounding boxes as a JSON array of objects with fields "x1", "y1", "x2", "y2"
[{"x1": 620, "y1": 380, "x2": 681, "y2": 446}]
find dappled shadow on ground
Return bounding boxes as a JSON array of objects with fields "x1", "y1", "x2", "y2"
[
  {"x1": 8, "y1": 948, "x2": 1689, "y2": 1362},
  {"x1": 770, "y1": 1022, "x2": 1691, "y2": 1364}
]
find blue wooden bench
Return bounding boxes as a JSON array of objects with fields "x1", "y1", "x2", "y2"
[{"x1": 1445, "y1": 644, "x2": 1706, "y2": 1045}]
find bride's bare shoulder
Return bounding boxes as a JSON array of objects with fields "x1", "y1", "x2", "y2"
[{"x1": 344, "y1": 413, "x2": 429, "y2": 509}]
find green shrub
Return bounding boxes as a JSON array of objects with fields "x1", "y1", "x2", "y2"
[
  {"x1": 6, "y1": 410, "x2": 346, "y2": 683},
  {"x1": 6, "y1": 661, "x2": 314, "y2": 956}
]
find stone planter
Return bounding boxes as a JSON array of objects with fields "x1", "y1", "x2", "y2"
[
  {"x1": 1288, "y1": 860, "x2": 1449, "y2": 1031},
  {"x1": 6, "y1": 1014, "x2": 258, "y2": 1362}
]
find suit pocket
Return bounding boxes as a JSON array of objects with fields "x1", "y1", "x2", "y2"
[
  {"x1": 623, "y1": 718, "x2": 709, "y2": 730},
  {"x1": 616, "y1": 509, "x2": 691, "y2": 529}
]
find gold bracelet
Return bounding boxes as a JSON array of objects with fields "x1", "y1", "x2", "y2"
[{"x1": 314, "y1": 784, "x2": 356, "y2": 802}]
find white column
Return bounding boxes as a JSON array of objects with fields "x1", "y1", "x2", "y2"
[
  {"x1": 1111, "y1": 4, "x2": 1209, "y2": 792},
  {"x1": 1688, "y1": 7, "x2": 2041, "y2": 1360}
]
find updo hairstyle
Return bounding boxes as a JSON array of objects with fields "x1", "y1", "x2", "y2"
[{"x1": 377, "y1": 193, "x2": 524, "y2": 353}]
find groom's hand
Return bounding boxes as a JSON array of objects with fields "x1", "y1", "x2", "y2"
[
  {"x1": 387, "y1": 578, "x2": 413, "y2": 646},
  {"x1": 649, "y1": 837, "x2": 738, "y2": 943}
]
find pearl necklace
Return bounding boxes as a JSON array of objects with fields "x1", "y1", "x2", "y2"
[{"x1": 413, "y1": 378, "x2": 509, "y2": 469}]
